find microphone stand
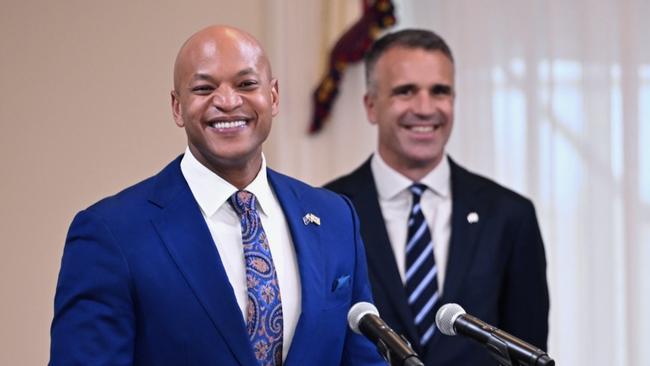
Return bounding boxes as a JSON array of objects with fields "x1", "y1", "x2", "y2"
[
  {"x1": 372, "y1": 333, "x2": 424, "y2": 366},
  {"x1": 482, "y1": 332, "x2": 555, "y2": 366}
]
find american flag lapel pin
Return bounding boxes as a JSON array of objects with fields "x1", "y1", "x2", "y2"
[{"x1": 302, "y1": 213, "x2": 321, "y2": 226}]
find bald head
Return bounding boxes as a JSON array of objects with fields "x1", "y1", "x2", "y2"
[
  {"x1": 173, "y1": 25, "x2": 272, "y2": 92},
  {"x1": 170, "y1": 25, "x2": 279, "y2": 188}
]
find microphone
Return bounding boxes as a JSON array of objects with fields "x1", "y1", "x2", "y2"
[
  {"x1": 348, "y1": 302, "x2": 424, "y2": 366},
  {"x1": 435, "y1": 303, "x2": 554, "y2": 366}
]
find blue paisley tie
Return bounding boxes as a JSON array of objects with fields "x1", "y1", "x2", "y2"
[{"x1": 229, "y1": 191, "x2": 283, "y2": 366}]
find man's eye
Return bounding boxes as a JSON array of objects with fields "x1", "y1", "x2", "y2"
[
  {"x1": 191, "y1": 86, "x2": 213, "y2": 94},
  {"x1": 240, "y1": 80, "x2": 258, "y2": 89}
]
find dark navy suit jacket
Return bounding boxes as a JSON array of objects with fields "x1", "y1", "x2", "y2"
[
  {"x1": 50, "y1": 156, "x2": 385, "y2": 366},
  {"x1": 325, "y1": 156, "x2": 549, "y2": 366}
]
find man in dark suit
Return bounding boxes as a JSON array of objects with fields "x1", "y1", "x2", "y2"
[
  {"x1": 50, "y1": 25, "x2": 384, "y2": 366},
  {"x1": 326, "y1": 29, "x2": 549, "y2": 365}
]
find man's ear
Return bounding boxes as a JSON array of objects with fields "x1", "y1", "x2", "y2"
[
  {"x1": 171, "y1": 90, "x2": 184, "y2": 127},
  {"x1": 270, "y1": 78, "x2": 279, "y2": 117},
  {"x1": 363, "y1": 92, "x2": 378, "y2": 125}
]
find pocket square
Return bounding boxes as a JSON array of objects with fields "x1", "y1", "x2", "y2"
[{"x1": 332, "y1": 275, "x2": 351, "y2": 292}]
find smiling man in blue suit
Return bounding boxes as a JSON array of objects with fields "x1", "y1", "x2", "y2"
[{"x1": 50, "y1": 25, "x2": 384, "y2": 366}]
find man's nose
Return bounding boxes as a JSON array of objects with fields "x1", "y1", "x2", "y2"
[
  {"x1": 412, "y1": 90, "x2": 436, "y2": 116},
  {"x1": 212, "y1": 86, "x2": 243, "y2": 111}
]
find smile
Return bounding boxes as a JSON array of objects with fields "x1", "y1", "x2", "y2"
[
  {"x1": 209, "y1": 120, "x2": 247, "y2": 130},
  {"x1": 405, "y1": 124, "x2": 442, "y2": 132}
]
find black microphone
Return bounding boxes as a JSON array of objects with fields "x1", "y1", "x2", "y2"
[
  {"x1": 348, "y1": 302, "x2": 424, "y2": 366},
  {"x1": 435, "y1": 303, "x2": 554, "y2": 366}
]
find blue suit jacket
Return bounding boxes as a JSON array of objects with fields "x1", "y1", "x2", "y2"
[
  {"x1": 50, "y1": 156, "x2": 384, "y2": 366},
  {"x1": 325, "y1": 156, "x2": 549, "y2": 366}
]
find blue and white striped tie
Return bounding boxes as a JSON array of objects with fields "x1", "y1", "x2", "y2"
[{"x1": 405, "y1": 183, "x2": 438, "y2": 347}]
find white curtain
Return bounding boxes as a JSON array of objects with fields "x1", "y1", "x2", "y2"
[
  {"x1": 263, "y1": 1, "x2": 650, "y2": 365},
  {"x1": 394, "y1": 1, "x2": 650, "y2": 364}
]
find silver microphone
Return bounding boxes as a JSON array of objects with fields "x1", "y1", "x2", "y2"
[
  {"x1": 348, "y1": 302, "x2": 424, "y2": 366},
  {"x1": 436, "y1": 303, "x2": 554, "y2": 366}
]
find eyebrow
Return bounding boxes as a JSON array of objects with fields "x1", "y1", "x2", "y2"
[
  {"x1": 432, "y1": 84, "x2": 453, "y2": 94},
  {"x1": 190, "y1": 73, "x2": 214, "y2": 83},
  {"x1": 391, "y1": 83, "x2": 417, "y2": 94},
  {"x1": 190, "y1": 68, "x2": 259, "y2": 82},
  {"x1": 235, "y1": 68, "x2": 257, "y2": 77},
  {"x1": 391, "y1": 82, "x2": 453, "y2": 94}
]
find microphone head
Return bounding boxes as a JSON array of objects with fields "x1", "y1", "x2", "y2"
[
  {"x1": 347, "y1": 302, "x2": 379, "y2": 334},
  {"x1": 435, "y1": 303, "x2": 466, "y2": 336}
]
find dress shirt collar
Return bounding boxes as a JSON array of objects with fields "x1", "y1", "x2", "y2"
[
  {"x1": 371, "y1": 151, "x2": 451, "y2": 199},
  {"x1": 180, "y1": 147, "x2": 274, "y2": 217}
]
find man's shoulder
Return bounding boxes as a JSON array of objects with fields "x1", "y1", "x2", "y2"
[
  {"x1": 268, "y1": 168, "x2": 367, "y2": 231},
  {"x1": 268, "y1": 168, "x2": 349, "y2": 207},
  {"x1": 84, "y1": 156, "x2": 182, "y2": 219},
  {"x1": 450, "y1": 158, "x2": 536, "y2": 212},
  {"x1": 323, "y1": 158, "x2": 373, "y2": 195}
]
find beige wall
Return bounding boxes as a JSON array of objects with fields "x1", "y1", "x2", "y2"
[
  {"x1": 1, "y1": 1, "x2": 377, "y2": 363},
  {"x1": 0, "y1": 1, "x2": 273, "y2": 364}
]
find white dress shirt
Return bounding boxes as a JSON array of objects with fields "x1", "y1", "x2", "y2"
[
  {"x1": 180, "y1": 148, "x2": 301, "y2": 361},
  {"x1": 370, "y1": 152, "x2": 452, "y2": 292}
]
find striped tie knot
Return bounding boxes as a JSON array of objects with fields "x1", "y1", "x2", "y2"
[{"x1": 409, "y1": 183, "x2": 427, "y2": 198}]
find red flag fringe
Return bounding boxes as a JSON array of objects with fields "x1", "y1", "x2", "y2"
[{"x1": 309, "y1": 0, "x2": 395, "y2": 134}]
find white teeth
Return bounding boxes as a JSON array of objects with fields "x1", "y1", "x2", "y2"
[
  {"x1": 411, "y1": 126, "x2": 434, "y2": 132},
  {"x1": 211, "y1": 120, "x2": 246, "y2": 129}
]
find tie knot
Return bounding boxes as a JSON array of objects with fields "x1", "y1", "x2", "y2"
[
  {"x1": 229, "y1": 190, "x2": 257, "y2": 216},
  {"x1": 409, "y1": 183, "x2": 427, "y2": 199}
]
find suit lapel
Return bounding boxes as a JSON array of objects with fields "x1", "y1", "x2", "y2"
[
  {"x1": 267, "y1": 170, "x2": 324, "y2": 366},
  {"x1": 439, "y1": 158, "x2": 484, "y2": 305},
  {"x1": 422, "y1": 158, "x2": 485, "y2": 360},
  {"x1": 148, "y1": 158, "x2": 256, "y2": 366},
  {"x1": 345, "y1": 160, "x2": 420, "y2": 346}
]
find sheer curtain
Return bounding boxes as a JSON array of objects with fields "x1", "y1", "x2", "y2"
[
  {"x1": 396, "y1": 1, "x2": 650, "y2": 365},
  {"x1": 263, "y1": 1, "x2": 650, "y2": 365}
]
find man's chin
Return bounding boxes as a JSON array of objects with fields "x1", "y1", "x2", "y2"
[
  {"x1": 405, "y1": 152, "x2": 444, "y2": 169},
  {"x1": 208, "y1": 148, "x2": 262, "y2": 167}
]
